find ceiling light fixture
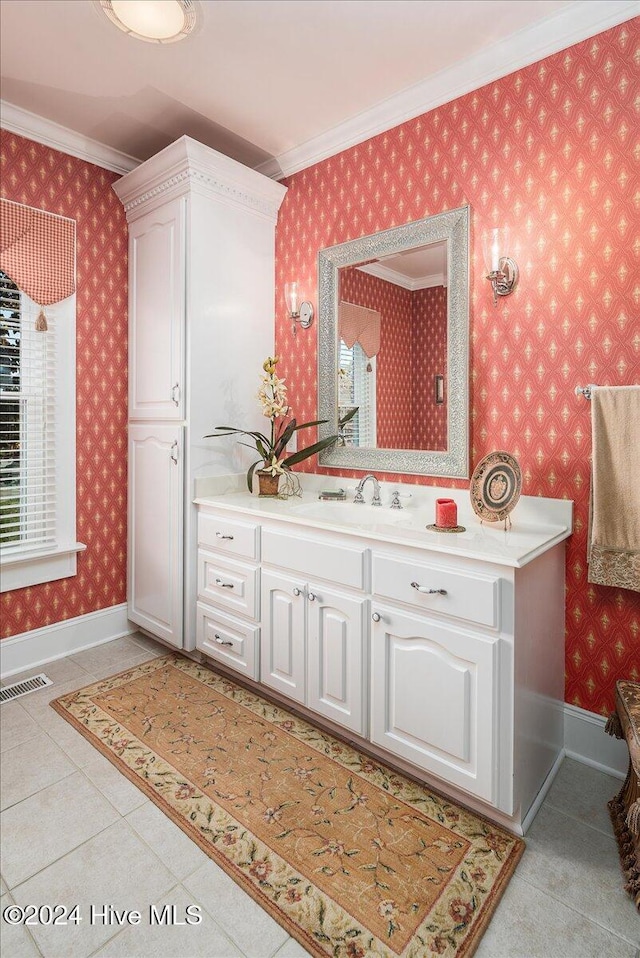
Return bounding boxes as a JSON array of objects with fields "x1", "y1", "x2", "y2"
[{"x1": 97, "y1": 0, "x2": 199, "y2": 44}]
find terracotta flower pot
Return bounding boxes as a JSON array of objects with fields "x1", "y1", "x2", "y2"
[{"x1": 257, "y1": 470, "x2": 280, "y2": 497}]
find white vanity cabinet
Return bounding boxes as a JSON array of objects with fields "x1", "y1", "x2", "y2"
[
  {"x1": 370, "y1": 610, "x2": 498, "y2": 802},
  {"x1": 113, "y1": 137, "x2": 286, "y2": 650},
  {"x1": 260, "y1": 526, "x2": 369, "y2": 734},
  {"x1": 195, "y1": 511, "x2": 261, "y2": 679},
  {"x1": 194, "y1": 493, "x2": 569, "y2": 834},
  {"x1": 261, "y1": 568, "x2": 368, "y2": 732},
  {"x1": 260, "y1": 569, "x2": 307, "y2": 704},
  {"x1": 369, "y1": 551, "x2": 502, "y2": 805}
]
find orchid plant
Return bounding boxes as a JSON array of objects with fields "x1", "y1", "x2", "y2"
[{"x1": 206, "y1": 357, "x2": 351, "y2": 493}]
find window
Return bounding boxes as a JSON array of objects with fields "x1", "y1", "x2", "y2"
[
  {"x1": 338, "y1": 340, "x2": 377, "y2": 447},
  {"x1": 0, "y1": 270, "x2": 81, "y2": 591}
]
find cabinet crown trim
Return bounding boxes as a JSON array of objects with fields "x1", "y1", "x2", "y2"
[{"x1": 113, "y1": 135, "x2": 287, "y2": 221}]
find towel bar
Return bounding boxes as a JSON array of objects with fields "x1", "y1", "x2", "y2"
[{"x1": 575, "y1": 384, "x2": 594, "y2": 399}]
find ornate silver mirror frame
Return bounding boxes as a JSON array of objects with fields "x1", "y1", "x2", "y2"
[{"x1": 317, "y1": 204, "x2": 470, "y2": 477}]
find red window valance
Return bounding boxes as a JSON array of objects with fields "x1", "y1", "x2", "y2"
[
  {"x1": 0, "y1": 198, "x2": 76, "y2": 306},
  {"x1": 339, "y1": 300, "x2": 381, "y2": 358}
]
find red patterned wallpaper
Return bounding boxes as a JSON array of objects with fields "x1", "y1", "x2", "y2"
[
  {"x1": 412, "y1": 285, "x2": 447, "y2": 450},
  {"x1": 275, "y1": 20, "x2": 640, "y2": 715},
  {"x1": 0, "y1": 131, "x2": 128, "y2": 636}
]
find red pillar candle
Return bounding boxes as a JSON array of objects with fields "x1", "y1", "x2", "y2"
[{"x1": 436, "y1": 498, "x2": 457, "y2": 528}]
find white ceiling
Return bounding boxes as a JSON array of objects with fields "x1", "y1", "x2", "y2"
[
  {"x1": 359, "y1": 243, "x2": 448, "y2": 291},
  {"x1": 0, "y1": 0, "x2": 636, "y2": 176}
]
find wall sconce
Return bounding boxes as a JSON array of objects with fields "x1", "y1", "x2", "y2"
[
  {"x1": 284, "y1": 282, "x2": 314, "y2": 335},
  {"x1": 482, "y1": 227, "x2": 519, "y2": 306}
]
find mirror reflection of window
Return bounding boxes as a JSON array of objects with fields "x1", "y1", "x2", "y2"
[
  {"x1": 318, "y1": 206, "x2": 469, "y2": 477},
  {"x1": 338, "y1": 340, "x2": 376, "y2": 447}
]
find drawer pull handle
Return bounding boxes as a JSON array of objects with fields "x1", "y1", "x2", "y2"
[
  {"x1": 215, "y1": 532, "x2": 234, "y2": 540},
  {"x1": 292, "y1": 587, "x2": 303, "y2": 597},
  {"x1": 307, "y1": 591, "x2": 316, "y2": 602},
  {"x1": 171, "y1": 382, "x2": 180, "y2": 406},
  {"x1": 372, "y1": 612, "x2": 381, "y2": 622},
  {"x1": 214, "y1": 634, "x2": 233, "y2": 647},
  {"x1": 215, "y1": 578, "x2": 234, "y2": 589},
  {"x1": 411, "y1": 581, "x2": 447, "y2": 596},
  {"x1": 170, "y1": 441, "x2": 178, "y2": 464}
]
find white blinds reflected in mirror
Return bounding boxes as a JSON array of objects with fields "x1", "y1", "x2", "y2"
[{"x1": 338, "y1": 340, "x2": 377, "y2": 447}]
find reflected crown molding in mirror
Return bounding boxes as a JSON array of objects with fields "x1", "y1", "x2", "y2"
[{"x1": 318, "y1": 204, "x2": 469, "y2": 478}]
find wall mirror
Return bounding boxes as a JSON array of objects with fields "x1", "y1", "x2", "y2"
[{"x1": 317, "y1": 204, "x2": 470, "y2": 477}]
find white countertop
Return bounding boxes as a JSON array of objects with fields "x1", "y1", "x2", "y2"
[{"x1": 194, "y1": 474, "x2": 573, "y2": 569}]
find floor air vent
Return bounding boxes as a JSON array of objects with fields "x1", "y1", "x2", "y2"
[{"x1": 1, "y1": 674, "x2": 53, "y2": 703}]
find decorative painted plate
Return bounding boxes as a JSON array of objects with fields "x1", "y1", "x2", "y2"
[{"x1": 470, "y1": 451, "x2": 522, "y2": 522}]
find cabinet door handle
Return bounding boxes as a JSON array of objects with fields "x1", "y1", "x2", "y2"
[
  {"x1": 307, "y1": 591, "x2": 316, "y2": 602},
  {"x1": 215, "y1": 577, "x2": 234, "y2": 589},
  {"x1": 171, "y1": 382, "x2": 180, "y2": 406},
  {"x1": 372, "y1": 612, "x2": 381, "y2": 622},
  {"x1": 214, "y1": 634, "x2": 233, "y2": 647},
  {"x1": 411, "y1": 581, "x2": 447, "y2": 596},
  {"x1": 292, "y1": 587, "x2": 303, "y2": 597},
  {"x1": 170, "y1": 441, "x2": 178, "y2": 464},
  {"x1": 215, "y1": 532, "x2": 234, "y2": 540}
]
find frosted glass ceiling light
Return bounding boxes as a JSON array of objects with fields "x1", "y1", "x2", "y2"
[{"x1": 98, "y1": 0, "x2": 199, "y2": 43}]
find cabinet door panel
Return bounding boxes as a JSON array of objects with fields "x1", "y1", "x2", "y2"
[
  {"x1": 307, "y1": 586, "x2": 367, "y2": 735},
  {"x1": 128, "y1": 424, "x2": 183, "y2": 647},
  {"x1": 129, "y1": 198, "x2": 185, "y2": 419},
  {"x1": 371, "y1": 604, "x2": 497, "y2": 803},
  {"x1": 261, "y1": 570, "x2": 306, "y2": 704}
]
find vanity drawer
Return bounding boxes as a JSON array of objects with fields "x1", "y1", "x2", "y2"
[
  {"x1": 198, "y1": 512, "x2": 259, "y2": 561},
  {"x1": 197, "y1": 551, "x2": 259, "y2": 620},
  {"x1": 262, "y1": 528, "x2": 367, "y2": 591},
  {"x1": 372, "y1": 554, "x2": 500, "y2": 630},
  {"x1": 196, "y1": 603, "x2": 259, "y2": 680}
]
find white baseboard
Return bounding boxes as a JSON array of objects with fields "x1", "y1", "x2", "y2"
[
  {"x1": 0, "y1": 604, "x2": 134, "y2": 679},
  {"x1": 564, "y1": 702, "x2": 628, "y2": 779},
  {"x1": 522, "y1": 747, "x2": 567, "y2": 835}
]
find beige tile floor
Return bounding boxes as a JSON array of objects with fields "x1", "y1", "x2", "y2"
[{"x1": 1, "y1": 633, "x2": 638, "y2": 958}]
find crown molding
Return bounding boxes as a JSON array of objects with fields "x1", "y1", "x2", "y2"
[
  {"x1": 357, "y1": 261, "x2": 445, "y2": 291},
  {"x1": 112, "y1": 135, "x2": 286, "y2": 222},
  {"x1": 0, "y1": 100, "x2": 140, "y2": 175},
  {"x1": 257, "y1": 0, "x2": 639, "y2": 180}
]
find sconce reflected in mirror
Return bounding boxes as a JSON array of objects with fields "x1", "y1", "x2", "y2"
[
  {"x1": 284, "y1": 281, "x2": 314, "y2": 335},
  {"x1": 482, "y1": 227, "x2": 519, "y2": 306}
]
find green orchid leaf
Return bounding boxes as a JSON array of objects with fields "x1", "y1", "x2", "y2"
[
  {"x1": 338, "y1": 407, "x2": 358, "y2": 425},
  {"x1": 273, "y1": 419, "x2": 298, "y2": 458},
  {"x1": 205, "y1": 427, "x2": 271, "y2": 445},
  {"x1": 283, "y1": 434, "x2": 339, "y2": 467},
  {"x1": 246, "y1": 460, "x2": 263, "y2": 493},
  {"x1": 292, "y1": 419, "x2": 328, "y2": 431}
]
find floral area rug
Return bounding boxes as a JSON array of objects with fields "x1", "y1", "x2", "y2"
[{"x1": 52, "y1": 655, "x2": 524, "y2": 957}]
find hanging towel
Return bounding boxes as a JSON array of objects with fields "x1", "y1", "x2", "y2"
[{"x1": 588, "y1": 385, "x2": 640, "y2": 593}]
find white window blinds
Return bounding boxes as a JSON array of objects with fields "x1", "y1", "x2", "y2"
[
  {"x1": 338, "y1": 339, "x2": 377, "y2": 448},
  {"x1": 0, "y1": 271, "x2": 57, "y2": 553}
]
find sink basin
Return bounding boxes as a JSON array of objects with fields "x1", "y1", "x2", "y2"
[{"x1": 290, "y1": 500, "x2": 415, "y2": 527}]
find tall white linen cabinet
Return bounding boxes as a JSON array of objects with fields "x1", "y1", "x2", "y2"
[{"x1": 113, "y1": 137, "x2": 287, "y2": 650}]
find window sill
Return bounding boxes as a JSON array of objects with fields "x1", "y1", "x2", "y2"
[{"x1": 0, "y1": 543, "x2": 87, "y2": 592}]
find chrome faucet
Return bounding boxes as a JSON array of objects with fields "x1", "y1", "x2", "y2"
[{"x1": 354, "y1": 474, "x2": 382, "y2": 506}]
